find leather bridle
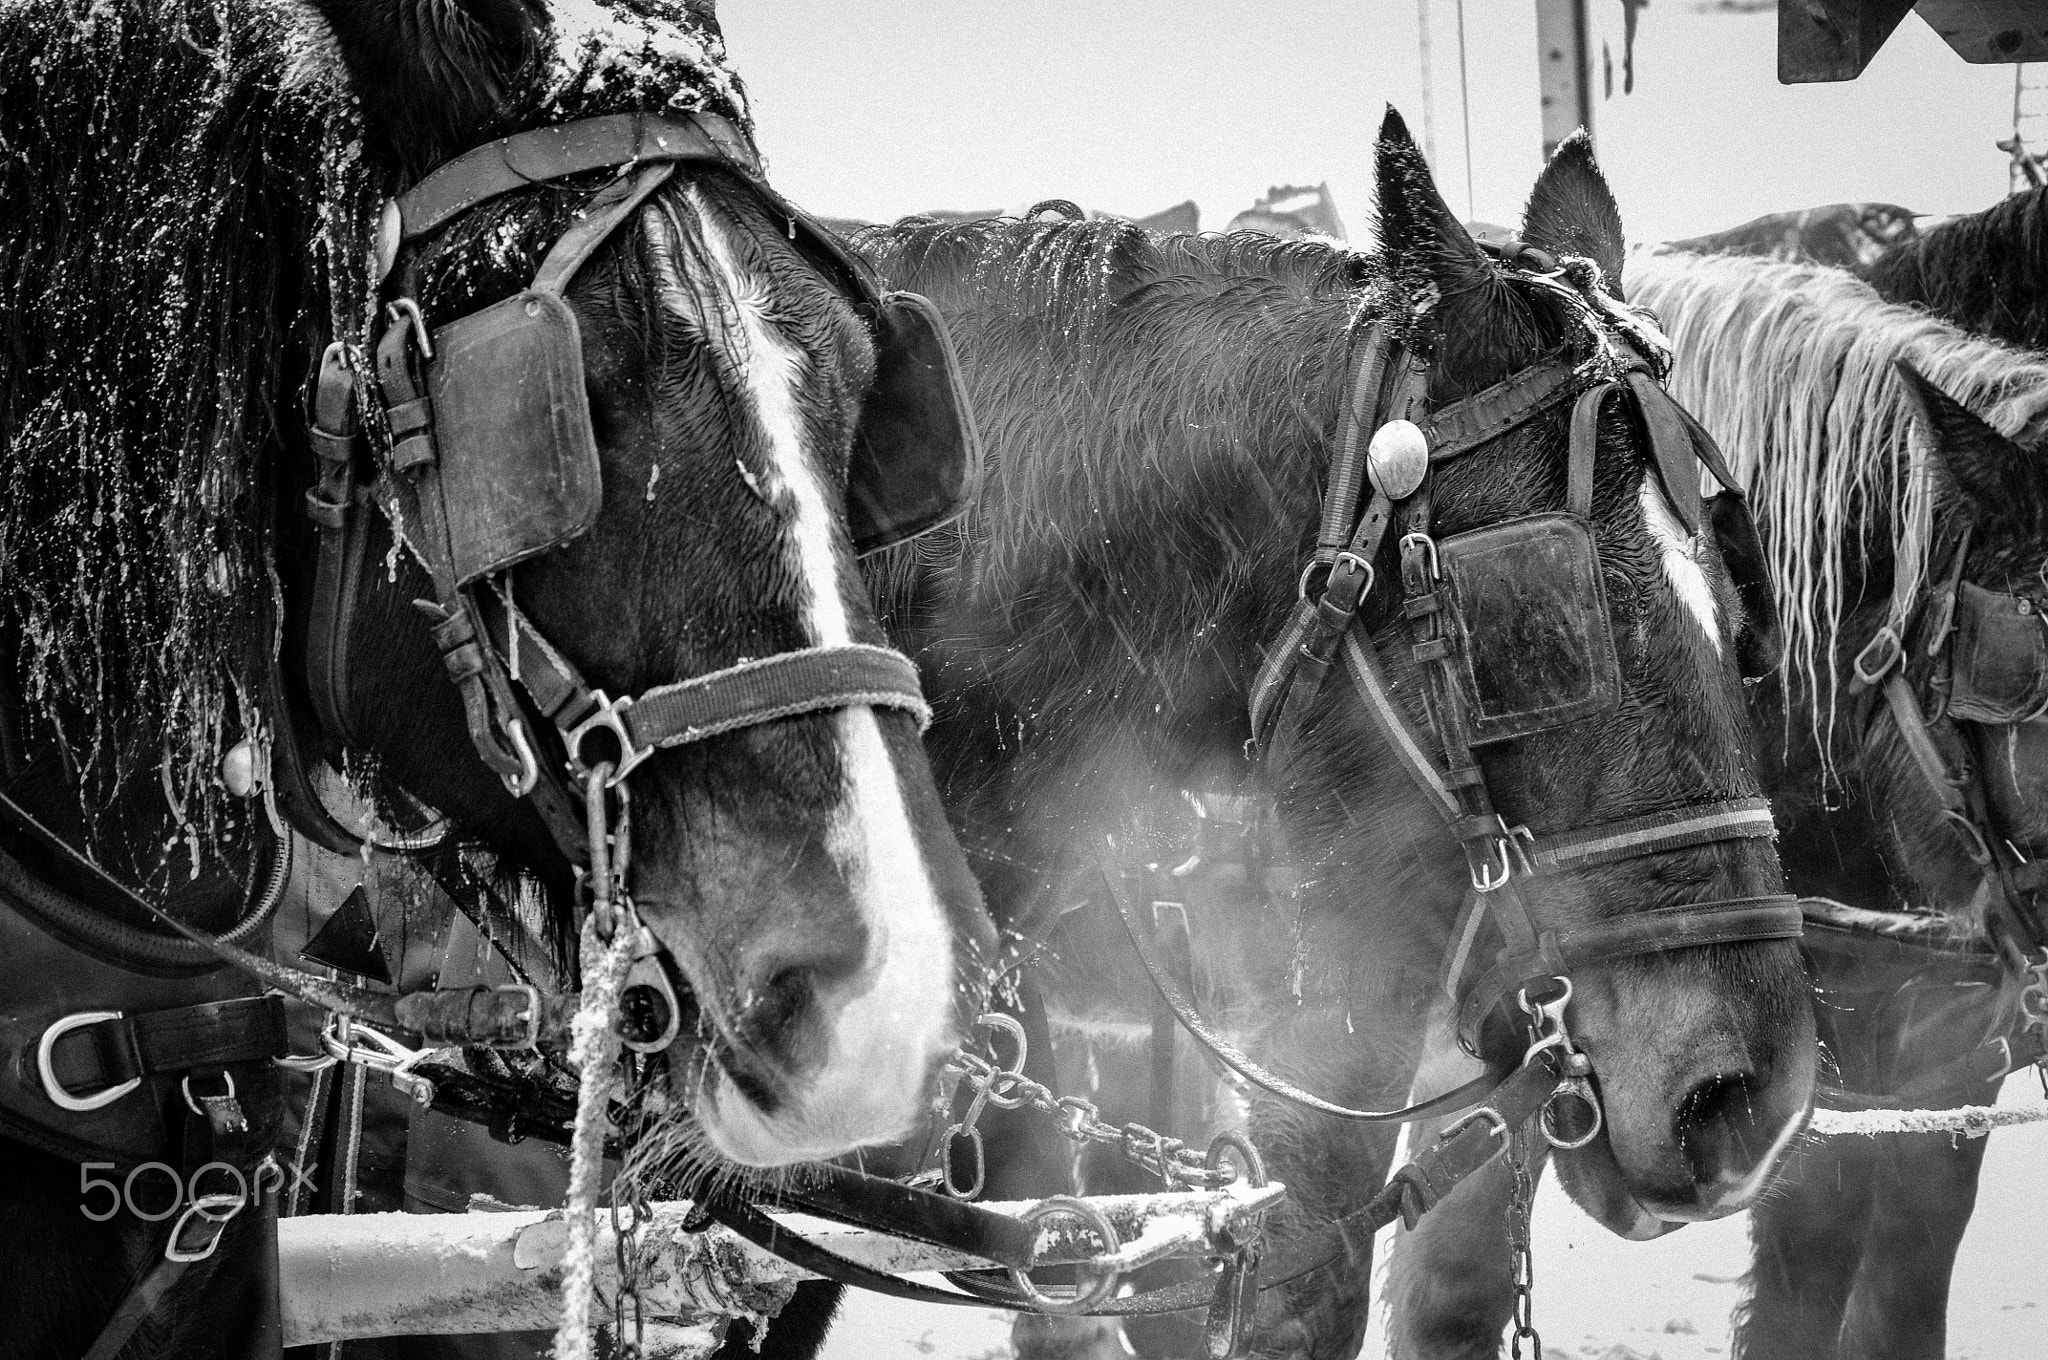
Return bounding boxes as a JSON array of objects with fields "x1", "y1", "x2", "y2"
[
  {"x1": 305, "y1": 111, "x2": 934, "y2": 870},
  {"x1": 1232, "y1": 241, "x2": 1802, "y2": 1105}
]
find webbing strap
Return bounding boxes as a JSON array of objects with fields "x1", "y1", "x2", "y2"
[{"x1": 1523, "y1": 798, "x2": 1778, "y2": 876}]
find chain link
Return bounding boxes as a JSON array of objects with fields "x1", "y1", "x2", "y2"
[
  {"x1": 938, "y1": 1017, "x2": 1240, "y2": 1195},
  {"x1": 1507, "y1": 1122, "x2": 1541, "y2": 1360}
]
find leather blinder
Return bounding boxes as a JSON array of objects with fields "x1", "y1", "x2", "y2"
[{"x1": 1432, "y1": 513, "x2": 1623, "y2": 744}]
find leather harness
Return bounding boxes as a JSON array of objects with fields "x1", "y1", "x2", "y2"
[
  {"x1": 306, "y1": 111, "x2": 933, "y2": 870},
  {"x1": 1231, "y1": 247, "x2": 1801, "y2": 1089},
  {"x1": 1834, "y1": 487, "x2": 2048, "y2": 1104}
]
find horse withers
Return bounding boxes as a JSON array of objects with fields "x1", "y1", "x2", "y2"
[
  {"x1": 843, "y1": 115, "x2": 1813, "y2": 1360},
  {"x1": 0, "y1": 2, "x2": 989, "y2": 1354},
  {"x1": 1381, "y1": 246, "x2": 2048, "y2": 1360}
]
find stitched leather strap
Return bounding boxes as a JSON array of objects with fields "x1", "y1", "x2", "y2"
[
  {"x1": 44, "y1": 997, "x2": 287, "y2": 1098},
  {"x1": 1522, "y1": 798, "x2": 1778, "y2": 876},
  {"x1": 396, "y1": 112, "x2": 757, "y2": 245},
  {"x1": 1424, "y1": 357, "x2": 1578, "y2": 462}
]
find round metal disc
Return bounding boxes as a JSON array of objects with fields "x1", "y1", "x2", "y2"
[
  {"x1": 1367, "y1": 419, "x2": 1430, "y2": 499},
  {"x1": 374, "y1": 197, "x2": 403, "y2": 284}
]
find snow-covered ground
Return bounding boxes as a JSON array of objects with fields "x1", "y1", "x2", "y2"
[{"x1": 821, "y1": 1074, "x2": 2048, "y2": 1360}]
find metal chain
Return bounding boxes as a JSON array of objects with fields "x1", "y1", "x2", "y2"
[
  {"x1": 1506, "y1": 1121, "x2": 1541, "y2": 1360},
  {"x1": 938, "y1": 1015, "x2": 1240, "y2": 1196}
]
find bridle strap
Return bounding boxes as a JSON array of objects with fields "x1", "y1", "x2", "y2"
[
  {"x1": 1522, "y1": 798, "x2": 1777, "y2": 876},
  {"x1": 394, "y1": 112, "x2": 758, "y2": 246},
  {"x1": 1457, "y1": 895, "x2": 1805, "y2": 1049}
]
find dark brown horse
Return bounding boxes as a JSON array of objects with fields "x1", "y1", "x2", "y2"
[
  {"x1": 1382, "y1": 246, "x2": 2048, "y2": 1360},
  {"x1": 0, "y1": 2, "x2": 989, "y2": 1354},
  {"x1": 821, "y1": 116, "x2": 1817, "y2": 1360}
]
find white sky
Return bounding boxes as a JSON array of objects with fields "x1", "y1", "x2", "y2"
[{"x1": 719, "y1": 1, "x2": 2026, "y2": 244}]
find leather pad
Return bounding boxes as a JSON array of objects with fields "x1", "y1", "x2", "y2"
[
  {"x1": 1436, "y1": 512, "x2": 1623, "y2": 744},
  {"x1": 428, "y1": 290, "x2": 602, "y2": 585}
]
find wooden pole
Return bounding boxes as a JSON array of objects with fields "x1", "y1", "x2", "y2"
[
  {"x1": 276, "y1": 1183, "x2": 1286, "y2": 1349},
  {"x1": 1535, "y1": 0, "x2": 1593, "y2": 160}
]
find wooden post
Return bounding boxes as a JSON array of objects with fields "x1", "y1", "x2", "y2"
[{"x1": 1536, "y1": 0, "x2": 1593, "y2": 159}]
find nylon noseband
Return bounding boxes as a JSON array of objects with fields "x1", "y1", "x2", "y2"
[{"x1": 1248, "y1": 245, "x2": 1802, "y2": 1071}]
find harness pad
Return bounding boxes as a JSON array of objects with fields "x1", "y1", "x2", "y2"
[
  {"x1": 428, "y1": 290, "x2": 602, "y2": 586},
  {"x1": 1434, "y1": 512, "x2": 1622, "y2": 744}
]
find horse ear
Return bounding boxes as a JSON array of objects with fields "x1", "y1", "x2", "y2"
[
  {"x1": 1520, "y1": 130, "x2": 1627, "y2": 297},
  {"x1": 303, "y1": 0, "x2": 546, "y2": 177},
  {"x1": 1894, "y1": 360, "x2": 2048, "y2": 525},
  {"x1": 1374, "y1": 106, "x2": 1492, "y2": 302}
]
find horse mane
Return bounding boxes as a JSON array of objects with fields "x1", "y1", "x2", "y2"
[
  {"x1": 1860, "y1": 186, "x2": 2048, "y2": 351},
  {"x1": 0, "y1": 1, "x2": 356, "y2": 864},
  {"x1": 1626, "y1": 249, "x2": 2048, "y2": 753},
  {"x1": 0, "y1": 0, "x2": 745, "y2": 866}
]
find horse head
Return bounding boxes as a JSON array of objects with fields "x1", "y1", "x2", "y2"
[
  {"x1": 1345, "y1": 114, "x2": 1812, "y2": 1230},
  {"x1": 294, "y1": 0, "x2": 992, "y2": 1168}
]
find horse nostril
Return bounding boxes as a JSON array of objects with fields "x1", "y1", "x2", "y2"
[{"x1": 1675, "y1": 1071, "x2": 1769, "y2": 1184}]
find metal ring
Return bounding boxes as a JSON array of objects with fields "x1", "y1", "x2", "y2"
[
  {"x1": 182, "y1": 1070, "x2": 238, "y2": 1119},
  {"x1": 941, "y1": 1123, "x2": 985, "y2": 1200},
  {"x1": 1203, "y1": 1131, "x2": 1269, "y2": 1189},
  {"x1": 1540, "y1": 1078, "x2": 1604, "y2": 1150},
  {"x1": 974, "y1": 1013, "x2": 1029, "y2": 1075},
  {"x1": 165, "y1": 1193, "x2": 247, "y2": 1263},
  {"x1": 37, "y1": 1012, "x2": 140, "y2": 1113},
  {"x1": 1007, "y1": 1196, "x2": 1123, "y2": 1315}
]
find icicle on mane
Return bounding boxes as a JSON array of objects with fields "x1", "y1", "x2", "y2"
[{"x1": 1626, "y1": 249, "x2": 2048, "y2": 759}]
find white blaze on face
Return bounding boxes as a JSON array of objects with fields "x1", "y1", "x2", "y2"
[
  {"x1": 684, "y1": 193, "x2": 954, "y2": 1164},
  {"x1": 1640, "y1": 476, "x2": 1722, "y2": 654}
]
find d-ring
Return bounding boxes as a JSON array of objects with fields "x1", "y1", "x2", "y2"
[{"x1": 38, "y1": 1012, "x2": 141, "y2": 1112}]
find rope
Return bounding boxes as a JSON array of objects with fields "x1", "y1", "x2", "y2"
[
  {"x1": 553, "y1": 914, "x2": 636, "y2": 1360},
  {"x1": 1813, "y1": 1101, "x2": 2048, "y2": 1139}
]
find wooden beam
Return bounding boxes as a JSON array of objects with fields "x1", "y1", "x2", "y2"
[
  {"x1": 276, "y1": 1183, "x2": 1287, "y2": 1348},
  {"x1": 1536, "y1": 0, "x2": 1594, "y2": 158},
  {"x1": 1779, "y1": 0, "x2": 1920, "y2": 83}
]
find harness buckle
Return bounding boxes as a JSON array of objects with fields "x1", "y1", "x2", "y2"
[
  {"x1": 385, "y1": 297, "x2": 434, "y2": 362},
  {"x1": 165, "y1": 1192, "x2": 246, "y2": 1264},
  {"x1": 564, "y1": 690, "x2": 652, "y2": 788},
  {"x1": 1853, "y1": 627, "x2": 1904, "y2": 687},
  {"x1": 37, "y1": 1011, "x2": 142, "y2": 1113},
  {"x1": 1400, "y1": 531, "x2": 1441, "y2": 581}
]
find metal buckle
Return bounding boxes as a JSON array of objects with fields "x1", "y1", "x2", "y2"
[
  {"x1": 1326, "y1": 550, "x2": 1376, "y2": 609},
  {"x1": 1401, "y1": 530, "x2": 1441, "y2": 580},
  {"x1": 37, "y1": 1012, "x2": 141, "y2": 1113},
  {"x1": 165, "y1": 1192, "x2": 247, "y2": 1263},
  {"x1": 564, "y1": 690, "x2": 653, "y2": 788},
  {"x1": 1853, "y1": 626, "x2": 1903, "y2": 686},
  {"x1": 385, "y1": 297, "x2": 434, "y2": 361}
]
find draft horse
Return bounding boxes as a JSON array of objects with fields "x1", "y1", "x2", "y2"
[
  {"x1": 1381, "y1": 247, "x2": 2048, "y2": 1360},
  {"x1": 0, "y1": 2, "x2": 989, "y2": 1356},
  {"x1": 804, "y1": 116, "x2": 1818, "y2": 1360}
]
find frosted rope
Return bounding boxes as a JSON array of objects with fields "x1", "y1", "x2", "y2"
[
  {"x1": 1812, "y1": 1102, "x2": 2048, "y2": 1138},
  {"x1": 553, "y1": 913, "x2": 636, "y2": 1360}
]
